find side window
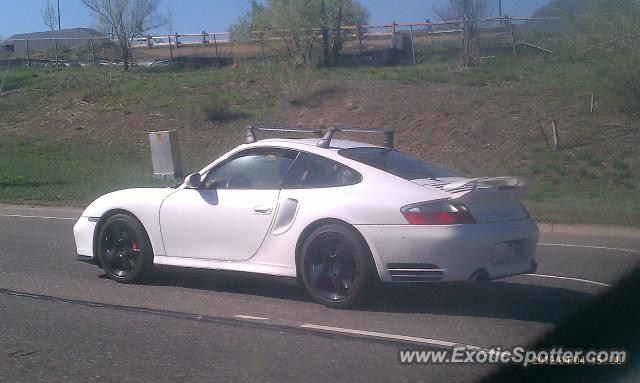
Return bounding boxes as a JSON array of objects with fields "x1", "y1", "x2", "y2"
[
  {"x1": 202, "y1": 148, "x2": 298, "y2": 190},
  {"x1": 283, "y1": 152, "x2": 362, "y2": 189}
]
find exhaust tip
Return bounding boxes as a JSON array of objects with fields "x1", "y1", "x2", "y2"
[{"x1": 470, "y1": 269, "x2": 490, "y2": 282}]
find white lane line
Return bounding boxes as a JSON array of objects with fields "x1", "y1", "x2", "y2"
[
  {"x1": 539, "y1": 243, "x2": 640, "y2": 255},
  {"x1": 525, "y1": 273, "x2": 611, "y2": 287},
  {"x1": 0, "y1": 213, "x2": 77, "y2": 221},
  {"x1": 300, "y1": 324, "x2": 467, "y2": 348},
  {"x1": 235, "y1": 314, "x2": 269, "y2": 321}
]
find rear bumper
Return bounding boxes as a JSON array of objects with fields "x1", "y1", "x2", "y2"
[{"x1": 355, "y1": 219, "x2": 539, "y2": 283}]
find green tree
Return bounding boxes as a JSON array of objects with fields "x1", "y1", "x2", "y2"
[
  {"x1": 82, "y1": 0, "x2": 165, "y2": 71},
  {"x1": 229, "y1": 0, "x2": 368, "y2": 69},
  {"x1": 320, "y1": 0, "x2": 369, "y2": 66}
]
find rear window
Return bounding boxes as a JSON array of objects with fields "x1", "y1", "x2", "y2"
[{"x1": 339, "y1": 147, "x2": 458, "y2": 180}]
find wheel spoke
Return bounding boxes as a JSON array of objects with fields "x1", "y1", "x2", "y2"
[
  {"x1": 308, "y1": 259, "x2": 328, "y2": 286},
  {"x1": 103, "y1": 248, "x2": 118, "y2": 268},
  {"x1": 108, "y1": 221, "x2": 122, "y2": 242},
  {"x1": 119, "y1": 227, "x2": 130, "y2": 246},
  {"x1": 341, "y1": 277, "x2": 354, "y2": 290},
  {"x1": 319, "y1": 235, "x2": 334, "y2": 257},
  {"x1": 117, "y1": 250, "x2": 132, "y2": 272},
  {"x1": 338, "y1": 265, "x2": 358, "y2": 279},
  {"x1": 330, "y1": 276, "x2": 347, "y2": 293},
  {"x1": 124, "y1": 249, "x2": 139, "y2": 270}
]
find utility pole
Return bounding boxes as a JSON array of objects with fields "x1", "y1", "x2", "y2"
[
  {"x1": 57, "y1": 0, "x2": 61, "y2": 30},
  {"x1": 499, "y1": 0, "x2": 502, "y2": 19}
]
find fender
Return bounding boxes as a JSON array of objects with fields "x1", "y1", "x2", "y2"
[{"x1": 80, "y1": 188, "x2": 177, "y2": 256}]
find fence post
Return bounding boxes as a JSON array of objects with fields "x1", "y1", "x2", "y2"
[
  {"x1": 54, "y1": 38, "x2": 59, "y2": 69},
  {"x1": 507, "y1": 15, "x2": 517, "y2": 57},
  {"x1": 90, "y1": 39, "x2": 96, "y2": 65},
  {"x1": 146, "y1": 35, "x2": 152, "y2": 49},
  {"x1": 213, "y1": 33, "x2": 220, "y2": 65},
  {"x1": 168, "y1": 35, "x2": 174, "y2": 60},
  {"x1": 357, "y1": 23, "x2": 364, "y2": 56},
  {"x1": 551, "y1": 120, "x2": 560, "y2": 151},
  {"x1": 26, "y1": 39, "x2": 31, "y2": 67},
  {"x1": 201, "y1": 31, "x2": 207, "y2": 47},
  {"x1": 392, "y1": 20, "x2": 396, "y2": 35},
  {"x1": 409, "y1": 25, "x2": 416, "y2": 64},
  {"x1": 174, "y1": 32, "x2": 179, "y2": 49}
]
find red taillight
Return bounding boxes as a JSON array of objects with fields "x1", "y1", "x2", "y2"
[{"x1": 401, "y1": 201, "x2": 476, "y2": 225}]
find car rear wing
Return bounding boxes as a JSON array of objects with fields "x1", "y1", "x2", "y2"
[
  {"x1": 442, "y1": 176, "x2": 524, "y2": 192},
  {"x1": 244, "y1": 125, "x2": 395, "y2": 149}
]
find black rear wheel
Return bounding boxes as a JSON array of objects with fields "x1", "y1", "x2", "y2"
[
  {"x1": 97, "y1": 213, "x2": 153, "y2": 284},
  {"x1": 300, "y1": 224, "x2": 374, "y2": 308}
]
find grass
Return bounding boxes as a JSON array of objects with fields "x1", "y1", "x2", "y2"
[
  {"x1": 526, "y1": 180, "x2": 640, "y2": 226},
  {"x1": 0, "y1": 134, "x2": 159, "y2": 204},
  {"x1": 520, "y1": 144, "x2": 639, "y2": 225},
  {"x1": 0, "y1": 134, "x2": 223, "y2": 205}
]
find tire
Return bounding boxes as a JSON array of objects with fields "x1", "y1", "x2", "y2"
[
  {"x1": 97, "y1": 213, "x2": 153, "y2": 284},
  {"x1": 299, "y1": 224, "x2": 375, "y2": 309}
]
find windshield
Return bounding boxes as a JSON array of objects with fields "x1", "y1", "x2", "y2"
[{"x1": 339, "y1": 147, "x2": 459, "y2": 180}]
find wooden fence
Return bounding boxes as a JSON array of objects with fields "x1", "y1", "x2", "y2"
[{"x1": 127, "y1": 16, "x2": 561, "y2": 62}]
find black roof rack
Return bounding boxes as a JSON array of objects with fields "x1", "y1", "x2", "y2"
[
  {"x1": 317, "y1": 127, "x2": 395, "y2": 149},
  {"x1": 244, "y1": 125, "x2": 395, "y2": 149},
  {"x1": 245, "y1": 125, "x2": 323, "y2": 144}
]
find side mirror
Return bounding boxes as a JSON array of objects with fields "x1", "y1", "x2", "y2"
[{"x1": 184, "y1": 173, "x2": 202, "y2": 189}]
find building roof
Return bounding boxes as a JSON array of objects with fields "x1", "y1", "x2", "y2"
[{"x1": 3, "y1": 28, "x2": 106, "y2": 42}]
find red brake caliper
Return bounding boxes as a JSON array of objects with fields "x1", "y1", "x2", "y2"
[{"x1": 132, "y1": 241, "x2": 139, "y2": 252}]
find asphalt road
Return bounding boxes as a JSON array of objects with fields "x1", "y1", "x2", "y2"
[{"x1": 1, "y1": 205, "x2": 639, "y2": 382}]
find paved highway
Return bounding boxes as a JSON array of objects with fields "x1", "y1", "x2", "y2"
[{"x1": 1, "y1": 205, "x2": 638, "y2": 382}]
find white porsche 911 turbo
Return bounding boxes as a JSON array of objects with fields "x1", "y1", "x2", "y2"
[{"x1": 74, "y1": 126, "x2": 538, "y2": 308}]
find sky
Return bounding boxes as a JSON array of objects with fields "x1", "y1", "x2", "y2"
[{"x1": 0, "y1": 0, "x2": 550, "y2": 39}]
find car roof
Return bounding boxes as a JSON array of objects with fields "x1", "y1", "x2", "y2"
[{"x1": 256, "y1": 138, "x2": 384, "y2": 150}]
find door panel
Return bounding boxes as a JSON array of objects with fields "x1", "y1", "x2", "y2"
[
  {"x1": 159, "y1": 188, "x2": 279, "y2": 261},
  {"x1": 160, "y1": 147, "x2": 298, "y2": 261}
]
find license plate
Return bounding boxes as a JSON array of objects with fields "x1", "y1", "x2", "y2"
[{"x1": 492, "y1": 239, "x2": 532, "y2": 266}]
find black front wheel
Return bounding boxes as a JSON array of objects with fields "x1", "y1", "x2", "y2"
[
  {"x1": 300, "y1": 224, "x2": 375, "y2": 308},
  {"x1": 97, "y1": 213, "x2": 153, "y2": 284}
]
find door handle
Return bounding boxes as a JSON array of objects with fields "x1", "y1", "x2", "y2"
[{"x1": 253, "y1": 206, "x2": 273, "y2": 215}]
